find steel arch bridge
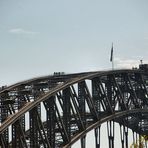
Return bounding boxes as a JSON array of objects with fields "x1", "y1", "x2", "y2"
[{"x1": 1, "y1": 65, "x2": 148, "y2": 148}]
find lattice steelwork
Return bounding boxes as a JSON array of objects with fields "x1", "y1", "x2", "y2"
[{"x1": 1, "y1": 65, "x2": 148, "y2": 148}]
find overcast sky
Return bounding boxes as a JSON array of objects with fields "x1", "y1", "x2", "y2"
[
  {"x1": 0, "y1": 0, "x2": 148, "y2": 85},
  {"x1": 0, "y1": 0, "x2": 147, "y2": 147}
]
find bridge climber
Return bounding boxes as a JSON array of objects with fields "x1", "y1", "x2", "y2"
[{"x1": 0, "y1": 64, "x2": 148, "y2": 148}]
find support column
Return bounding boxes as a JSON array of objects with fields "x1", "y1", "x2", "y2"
[
  {"x1": 63, "y1": 88, "x2": 71, "y2": 142},
  {"x1": 120, "y1": 124, "x2": 128, "y2": 148},
  {"x1": 125, "y1": 126, "x2": 128, "y2": 148},
  {"x1": 12, "y1": 122, "x2": 19, "y2": 148},
  {"x1": 107, "y1": 120, "x2": 115, "y2": 148},
  {"x1": 81, "y1": 135, "x2": 86, "y2": 148},
  {"x1": 132, "y1": 131, "x2": 137, "y2": 147},
  {"x1": 78, "y1": 82, "x2": 86, "y2": 127},
  {"x1": 94, "y1": 126, "x2": 101, "y2": 148},
  {"x1": 92, "y1": 78, "x2": 101, "y2": 113},
  {"x1": 78, "y1": 82, "x2": 86, "y2": 148},
  {"x1": 1, "y1": 92, "x2": 9, "y2": 147},
  {"x1": 29, "y1": 107, "x2": 39, "y2": 148},
  {"x1": 44, "y1": 96, "x2": 56, "y2": 147},
  {"x1": 0, "y1": 134, "x2": 6, "y2": 148}
]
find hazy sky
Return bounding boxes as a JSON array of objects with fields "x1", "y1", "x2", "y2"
[{"x1": 0, "y1": 0, "x2": 148, "y2": 85}]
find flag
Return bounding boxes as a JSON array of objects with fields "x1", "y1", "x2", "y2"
[{"x1": 110, "y1": 44, "x2": 113, "y2": 62}]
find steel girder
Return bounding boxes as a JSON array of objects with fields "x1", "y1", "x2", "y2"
[{"x1": 0, "y1": 69, "x2": 148, "y2": 147}]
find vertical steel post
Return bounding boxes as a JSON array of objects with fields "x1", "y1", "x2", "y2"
[
  {"x1": 0, "y1": 134, "x2": 6, "y2": 148},
  {"x1": 63, "y1": 88, "x2": 71, "y2": 142},
  {"x1": 120, "y1": 124, "x2": 128, "y2": 148},
  {"x1": 132, "y1": 131, "x2": 135, "y2": 147},
  {"x1": 45, "y1": 96, "x2": 56, "y2": 147},
  {"x1": 92, "y1": 78, "x2": 101, "y2": 113},
  {"x1": 29, "y1": 107, "x2": 39, "y2": 148},
  {"x1": 78, "y1": 82, "x2": 86, "y2": 127},
  {"x1": 81, "y1": 135, "x2": 86, "y2": 148},
  {"x1": 125, "y1": 126, "x2": 128, "y2": 148},
  {"x1": 107, "y1": 120, "x2": 115, "y2": 148},
  {"x1": 12, "y1": 122, "x2": 19, "y2": 148},
  {"x1": 0, "y1": 92, "x2": 9, "y2": 147},
  {"x1": 94, "y1": 126, "x2": 101, "y2": 148},
  {"x1": 78, "y1": 82, "x2": 86, "y2": 148}
]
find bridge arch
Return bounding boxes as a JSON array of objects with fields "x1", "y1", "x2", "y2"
[{"x1": 0, "y1": 69, "x2": 148, "y2": 147}]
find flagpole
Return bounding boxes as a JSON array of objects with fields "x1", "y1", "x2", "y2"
[
  {"x1": 112, "y1": 57, "x2": 114, "y2": 70},
  {"x1": 112, "y1": 43, "x2": 114, "y2": 70},
  {"x1": 110, "y1": 43, "x2": 114, "y2": 70}
]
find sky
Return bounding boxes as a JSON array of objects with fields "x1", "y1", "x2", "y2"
[
  {"x1": 0, "y1": 0, "x2": 148, "y2": 147},
  {"x1": 0, "y1": 0, "x2": 148, "y2": 85},
  {"x1": 0, "y1": 0, "x2": 148, "y2": 86}
]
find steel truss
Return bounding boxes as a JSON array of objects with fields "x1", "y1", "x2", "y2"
[{"x1": 0, "y1": 68, "x2": 148, "y2": 147}]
